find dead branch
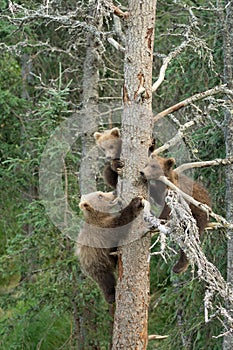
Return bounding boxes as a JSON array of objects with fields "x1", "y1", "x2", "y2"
[
  {"x1": 166, "y1": 190, "x2": 233, "y2": 328},
  {"x1": 154, "y1": 84, "x2": 233, "y2": 123},
  {"x1": 148, "y1": 334, "x2": 169, "y2": 340},
  {"x1": 153, "y1": 117, "x2": 201, "y2": 155},
  {"x1": 152, "y1": 10, "x2": 217, "y2": 94},
  {"x1": 143, "y1": 191, "x2": 233, "y2": 330},
  {"x1": 143, "y1": 200, "x2": 178, "y2": 261},
  {"x1": 158, "y1": 175, "x2": 233, "y2": 229},
  {"x1": 175, "y1": 157, "x2": 233, "y2": 173},
  {"x1": 3, "y1": 3, "x2": 104, "y2": 41},
  {"x1": 152, "y1": 40, "x2": 190, "y2": 93},
  {"x1": 206, "y1": 222, "x2": 226, "y2": 230},
  {"x1": 107, "y1": 37, "x2": 125, "y2": 52},
  {"x1": 143, "y1": 199, "x2": 168, "y2": 234},
  {"x1": 143, "y1": 177, "x2": 233, "y2": 232},
  {"x1": 113, "y1": 14, "x2": 126, "y2": 42},
  {"x1": 0, "y1": 40, "x2": 77, "y2": 59}
]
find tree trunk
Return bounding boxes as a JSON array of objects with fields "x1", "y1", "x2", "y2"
[
  {"x1": 76, "y1": 2, "x2": 102, "y2": 349},
  {"x1": 112, "y1": 1, "x2": 157, "y2": 349},
  {"x1": 223, "y1": 1, "x2": 233, "y2": 349},
  {"x1": 79, "y1": 1, "x2": 101, "y2": 195}
]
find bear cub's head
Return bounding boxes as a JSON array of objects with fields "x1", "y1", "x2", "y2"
[
  {"x1": 94, "y1": 127, "x2": 122, "y2": 160},
  {"x1": 140, "y1": 154, "x2": 177, "y2": 182},
  {"x1": 79, "y1": 191, "x2": 121, "y2": 219}
]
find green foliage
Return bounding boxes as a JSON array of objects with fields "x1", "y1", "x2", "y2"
[
  {"x1": 0, "y1": 36, "x2": 111, "y2": 348},
  {"x1": 0, "y1": 307, "x2": 72, "y2": 350},
  {"x1": 0, "y1": 0, "x2": 229, "y2": 349},
  {"x1": 148, "y1": 229, "x2": 227, "y2": 350}
]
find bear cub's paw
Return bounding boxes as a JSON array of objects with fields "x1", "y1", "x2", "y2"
[
  {"x1": 130, "y1": 196, "x2": 144, "y2": 209},
  {"x1": 110, "y1": 159, "x2": 124, "y2": 175}
]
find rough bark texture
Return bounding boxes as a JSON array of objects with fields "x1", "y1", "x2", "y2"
[
  {"x1": 223, "y1": 1, "x2": 233, "y2": 348},
  {"x1": 112, "y1": 1, "x2": 157, "y2": 349},
  {"x1": 77, "y1": 3, "x2": 102, "y2": 349},
  {"x1": 79, "y1": 2, "x2": 101, "y2": 194}
]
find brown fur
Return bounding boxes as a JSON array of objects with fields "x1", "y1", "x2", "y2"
[
  {"x1": 76, "y1": 191, "x2": 144, "y2": 303},
  {"x1": 140, "y1": 155, "x2": 211, "y2": 273},
  {"x1": 94, "y1": 128, "x2": 155, "y2": 188},
  {"x1": 94, "y1": 128, "x2": 122, "y2": 189},
  {"x1": 94, "y1": 127, "x2": 122, "y2": 161}
]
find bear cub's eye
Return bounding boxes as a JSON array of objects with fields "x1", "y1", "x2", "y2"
[{"x1": 98, "y1": 194, "x2": 103, "y2": 199}]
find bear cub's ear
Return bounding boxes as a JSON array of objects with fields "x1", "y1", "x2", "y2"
[
  {"x1": 165, "y1": 157, "x2": 176, "y2": 169},
  {"x1": 110, "y1": 127, "x2": 120, "y2": 137},
  {"x1": 79, "y1": 201, "x2": 92, "y2": 211},
  {"x1": 94, "y1": 132, "x2": 102, "y2": 141}
]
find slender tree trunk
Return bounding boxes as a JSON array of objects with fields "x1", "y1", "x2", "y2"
[
  {"x1": 112, "y1": 1, "x2": 157, "y2": 349},
  {"x1": 223, "y1": 1, "x2": 233, "y2": 348},
  {"x1": 79, "y1": 1, "x2": 101, "y2": 195},
  {"x1": 21, "y1": 54, "x2": 39, "y2": 279},
  {"x1": 76, "y1": 2, "x2": 102, "y2": 349}
]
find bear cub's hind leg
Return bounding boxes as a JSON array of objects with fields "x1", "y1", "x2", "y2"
[{"x1": 96, "y1": 270, "x2": 116, "y2": 304}]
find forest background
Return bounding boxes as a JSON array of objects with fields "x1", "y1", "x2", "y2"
[{"x1": 0, "y1": 0, "x2": 232, "y2": 349}]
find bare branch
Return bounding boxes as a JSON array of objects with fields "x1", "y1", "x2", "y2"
[
  {"x1": 143, "y1": 199, "x2": 168, "y2": 233},
  {"x1": 158, "y1": 176, "x2": 233, "y2": 229},
  {"x1": 206, "y1": 222, "x2": 227, "y2": 230},
  {"x1": 0, "y1": 40, "x2": 78, "y2": 58},
  {"x1": 175, "y1": 157, "x2": 233, "y2": 173},
  {"x1": 2, "y1": 3, "x2": 105, "y2": 40},
  {"x1": 154, "y1": 84, "x2": 233, "y2": 123},
  {"x1": 148, "y1": 334, "x2": 169, "y2": 340},
  {"x1": 144, "y1": 191, "x2": 233, "y2": 331},
  {"x1": 107, "y1": 37, "x2": 125, "y2": 52},
  {"x1": 166, "y1": 191, "x2": 233, "y2": 329},
  {"x1": 153, "y1": 117, "x2": 201, "y2": 155},
  {"x1": 152, "y1": 40, "x2": 190, "y2": 92},
  {"x1": 113, "y1": 14, "x2": 126, "y2": 42},
  {"x1": 152, "y1": 10, "x2": 217, "y2": 94}
]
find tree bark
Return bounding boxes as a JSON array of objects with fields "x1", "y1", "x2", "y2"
[
  {"x1": 76, "y1": 2, "x2": 102, "y2": 349},
  {"x1": 223, "y1": 0, "x2": 233, "y2": 348},
  {"x1": 112, "y1": 1, "x2": 157, "y2": 349},
  {"x1": 79, "y1": 1, "x2": 101, "y2": 195}
]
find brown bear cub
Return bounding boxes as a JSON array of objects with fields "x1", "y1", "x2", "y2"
[
  {"x1": 140, "y1": 154, "x2": 211, "y2": 274},
  {"x1": 76, "y1": 191, "x2": 145, "y2": 303},
  {"x1": 94, "y1": 128, "x2": 122, "y2": 188},
  {"x1": 94, "y1": 127, "x2": 155, "y2": 188}
]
